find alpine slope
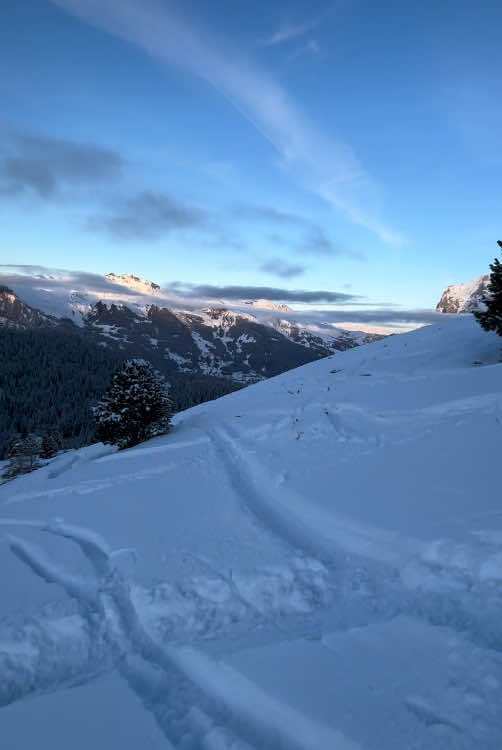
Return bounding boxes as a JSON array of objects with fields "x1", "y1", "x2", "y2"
[{"x1": 1, "y1": 315, "x2": 502, "y2": 750}]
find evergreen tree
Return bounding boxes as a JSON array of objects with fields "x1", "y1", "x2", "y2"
[
  {"x1": 2, "y1": 434, "x2": 43, "y2": 480},
  {"x1": 474, "y1": 241, "x2": 502, "y2": 336},
  {"x1": 40, "y1": 433, "x2": 60, "y2": 459},
  {"x1": 94, "y1": 359, "x2": 173, "y2": 449}
]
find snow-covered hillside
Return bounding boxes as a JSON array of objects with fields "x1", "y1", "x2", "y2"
[{"x1": 1, "y1": 316, "x2": 502, "y2": 749}]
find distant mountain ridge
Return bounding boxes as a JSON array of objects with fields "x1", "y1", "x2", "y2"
[
  {"x1": 0, "y1": 271, "x2": 383, "y2": 384},
  {"x1": 436, "y1": 274, "x2": 490, "y2": 314}
]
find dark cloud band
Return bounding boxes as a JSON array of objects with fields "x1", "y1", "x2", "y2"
[
  {"x1": 260, "y1": 258, "x2": 306, "y2": 278},
  {"x1": 0, "y1": 129, "x2": 124, "y2": 198},
  {"x1": 87, "y1": 190, "x2": 208, "y2": 240},
  {"x1": 167, "y1": 282, "x2": 358, "y2": 304}
]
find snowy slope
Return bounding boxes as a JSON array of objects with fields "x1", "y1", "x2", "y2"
[{"x1": 1, "y1": 316, "x2": 502, "y2": 749}]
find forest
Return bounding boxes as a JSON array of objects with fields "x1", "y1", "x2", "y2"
[{"x1": 0, "y1": 328, "x2": 241, "y2": 459}]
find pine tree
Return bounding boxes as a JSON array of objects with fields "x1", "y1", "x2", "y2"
[
  {"x1": 2, "y1": 434, "x2": 43, "y2": 480},
  {"x1": 474, "y1": 241, "x2": 502, "y2": 336},
  {"x1": 40, "y1": 433, "x2": 60, "y2": 459},
  {"x1": 94, "y1": 359, "x2": 173, "y2": 449}
]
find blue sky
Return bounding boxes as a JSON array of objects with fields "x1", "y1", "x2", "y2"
[{"x1": 1, "y1": 0, "x2": 501, "y2": 321}]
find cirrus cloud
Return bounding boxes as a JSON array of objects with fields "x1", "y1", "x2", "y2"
[{"x1": 51, "y1": 0, "x2": 403, "y2": 244}]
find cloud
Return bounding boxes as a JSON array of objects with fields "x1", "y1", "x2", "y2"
[
  {"x1": 0, "y1": 130, "x2": 124, "y2": 198},
  {"x1": 286, "y1": 39, "x2": 321, "y2": 63},
  {"x1": 299, "y1": 227, "x2": 352, "y2": 257},
  {"x1": 239, "y1": 205, "x2": 360, "y2": 258},
  {"x1": 260, "y1": 258, "x2": 306, "y2": 278},
  {"x1": 261, "y1": 16, "x2": 322, "y2": 47},
  {"x1": 51, "y1": 0, "x2": 402, "y2": 243},
  {"x1": 296, "y1": 308, "x2": 445, "y2": 327},
  {"x1": 0, "y1": 267, "x2": 142, "y2": 296},
  {"x1": 238, "y1": 204, "x2": 309, "y2": 226},
  {"x1": 87, "y1": 190, "x2": 208, "y2": 239},
  {"x1": 166, "y1": 282, "x2": 358, "y2": 304}
]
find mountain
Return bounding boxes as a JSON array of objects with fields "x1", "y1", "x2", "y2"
[
  {"x1": 1, "y1": 315, "x2": 501, "y2": 749},
  {"x1": 1, "y1": 271, "x2": 383, "y2": 384},
  {"x1": 436, "y1": 274, "x2": 490, "y2": 313},
  {"x1": 0, "y1": 285, "x2": 57, "y2": 329}
]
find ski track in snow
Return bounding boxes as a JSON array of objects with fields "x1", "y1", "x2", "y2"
[
  {"x1": 3, "y1": 414, "x2": 502, "y2": 743},
  {"x1": 2, "y1": 456, "x2": 201, "y2": 505},
  {"x1": 207, "y1": 423, "x2": 502, "y2": 654},
  {"x1": 1, "y1": 519, "x2": 363, "y2": 750},
  {"x1": 2, "y1": 319, "x2": 502, "y2": 748}
]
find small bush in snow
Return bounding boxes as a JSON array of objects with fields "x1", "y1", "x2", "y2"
[
  {"x1": 94, "y1": 359, "x2": 173, "y2": 449},
  {"x1": 475, "y1": 241, "x2": 502, "y2": 337}
]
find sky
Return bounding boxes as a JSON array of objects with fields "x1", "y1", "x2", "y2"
[{"x1": 1, "y1": 0, "x2": 501, "y2": 327}]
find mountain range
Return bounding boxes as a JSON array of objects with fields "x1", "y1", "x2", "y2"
[{"x1": 0, "y1": 271, "x2": 382, "y2": 384}]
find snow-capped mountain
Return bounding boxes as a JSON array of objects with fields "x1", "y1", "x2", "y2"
[
  {"x1": 0, "y1": 285, "x2": 56, "y2": 329},
  {"x1": 0, "y1": 271, "x2": 382, "y2": 383},
  {"x1": 436, "y1": 274, "x2": 490, "y2": 313},
  {"x1": 243, "y1": 298, "x2": 292, "y2": 311},
  {"x1": 1, "y1": 315, "x2": 502, "y2": 749},
  {"x1": 104, "y1": 272, "x2": 162, "y2": 296}
]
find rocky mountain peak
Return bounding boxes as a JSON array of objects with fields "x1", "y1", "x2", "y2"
[
  {"x1": 244, "y1": 299, "x2": 292, "y2": 312},
  {"x1": 105, "y1": 273, "x2": 161, "y2": 295},
  {"x1": 0, "y1": 286, "x2": 54, "y2": 329},
  {"x1": 436, "y1": 275, "x2": 489, "y2": 314}
]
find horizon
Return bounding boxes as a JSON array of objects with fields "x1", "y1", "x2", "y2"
[{"x1": 1, "y1": 0, "x2": 500, "y2": 328}]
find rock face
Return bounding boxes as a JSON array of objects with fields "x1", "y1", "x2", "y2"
[
  {"x1": 0, "y1": 286, "x2": 56, "y2": 329},
  {"x1": 436, "y1": 275, "x2": 490, "y2": 314},
  {"x1": 83, "y1": 303, "x2": 333, "y2": 383}
]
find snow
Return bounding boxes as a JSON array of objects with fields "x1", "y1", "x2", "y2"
[
  {"x1": 0, "y1": 671, "x2": 172, "y2": 749},
  {"x1": 1, "y1": 315, "x2": 502, "y2": 748}
]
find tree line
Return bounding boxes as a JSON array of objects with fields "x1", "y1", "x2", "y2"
[{"x1": 0, "y1": 327, "x2": 241, "y2": 473}]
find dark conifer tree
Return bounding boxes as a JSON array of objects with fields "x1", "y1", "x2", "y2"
[
  {"x1": 474, "y1": 241, "x2": 502, "y2": 336},
  {"x1": 94, "y1": 359, "x2": 173, "y2": 449},
  {"x1": 40, "y1": 433, "x2": 60, "y2": 459}
]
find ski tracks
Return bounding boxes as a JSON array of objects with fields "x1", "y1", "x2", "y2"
[
  {"x1": 1, "y1": 519, "x2": 361, "y2": 750},
  {"x1": 207, "y1": 424, "x2": 502, "y2": 653}
]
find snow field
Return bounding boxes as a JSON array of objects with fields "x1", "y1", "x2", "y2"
[{"x1": 1, "y1": 316, "x2": 502, "y2": 748}]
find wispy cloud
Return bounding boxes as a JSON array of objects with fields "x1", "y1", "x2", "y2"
[
  {"x1": 0, "y1": 267, "x2": 140, "y2": 296},
  {"x1": 239, "y1": 204, "x2": 362, "y2": 259},
  {"x1": 51, "y1": 0, "x2": 402, "y2": 244},
  {"x1": 87, "y1": 190, "x2": 208, "y2": 240},
  {"x1": 299, "y1": 227, "x2": 355, "y2": 257},
  {"x1": 295, "y1": 308, "x2": 444, "y2": 327},
  {"x1": 262, "y1": 18, "x2": 321, "y2": 47},
  {"x1": 238, "y1": 204, "x2": 310, "y2": 226},
  {"x1": 260, "y1": 258, "x2": 306, "y2": 278},
  {"x1": 286, "y1": 39, "x2": 321, "y2": 64},
  {"x1": 0, "y1": 129, "x2": 123, "y2": 198}
]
